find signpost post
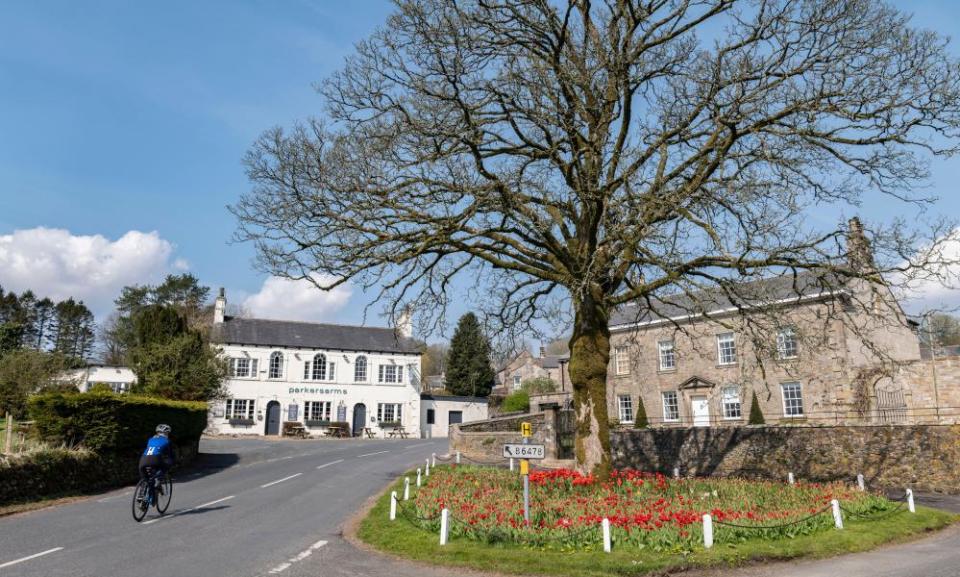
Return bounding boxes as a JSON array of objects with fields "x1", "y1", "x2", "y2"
[
  {"x1": 502, "y1": 427, "x2": 545, "y2": 524},
  {"x1": 521, "y1": 422, "x2": 531, "y2": 523}
]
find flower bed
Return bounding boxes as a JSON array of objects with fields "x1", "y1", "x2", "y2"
[{"x1": 403, "y1": 466, "x2": 900, "y2": 550}]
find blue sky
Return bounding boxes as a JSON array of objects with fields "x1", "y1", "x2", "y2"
[{"x1": 1, "y1": 0, "x2": 959, "y2": 337}]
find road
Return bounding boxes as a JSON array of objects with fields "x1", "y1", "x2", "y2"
[
  {"x1": 0, "y1": 437, "x2": 456, "y2": 577},
  {"x1": 1, "y1": 438, "x2": 957, "y2": 577}
]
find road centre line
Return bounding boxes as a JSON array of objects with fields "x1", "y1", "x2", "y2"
[
  {"x1": 0, "y1": 547, "x2": 65, "y2": 569},
  {"x1": 268, "y1": 540, "x2": 327, "y2": 574},
  {"x1": 401, "y1": 443, "x2": 434, "y2": 450},
  {"x1": 316, "y1": 459, "x2": 344, "y2": 469},
  {"x1": 260, "y1": 473, "x2": 303, "y2": 488},
  {"x1": 142, "y1": 495, "x2": 235, "y2": 525},
  {"x1": 357, "y1": 450, "x2": 390, "y2": 458}
]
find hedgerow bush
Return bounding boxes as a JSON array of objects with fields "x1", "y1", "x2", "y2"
[
  {"x1": 0, "y1": 448, "x2": 136, "y2": 505},
  {"x1": 501, "y1": 391, "x2": 530, "y2": 413},
  {"x1": 28, "y1": 391, "x2": 208, "y2": 455}
]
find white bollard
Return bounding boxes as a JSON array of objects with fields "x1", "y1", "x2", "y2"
[
  {"x1": 390, "y1": 491, "x2": 397, "y2": 521},
  {"x1": 510, "y1": 458, "x2": 515, "y2": 471},
  {"x1": 425, "y1": 458, "x2": 431, "y2": 477},
  {"x1": 702, "y1": 514, "x2": 713, "y2": 549},
  {"x1": 907, "y1": 488, "x2": 916, "y2": 513},
  {"x1": 857, "y1": 474, "x2": 865, "y2": 491},
  {"x1": 788, "y1": 472, "x2": 795, "y2": 485},
  {"x1": 673, "y1": 467, "x2": 680, "y2": 479},
  {"x1": 432, "y1": 452, "x2": 437, "y2": 467},
  {"x1": 440, "y1": 508, "x2": 450, "y2": 545},
  {"x1": 417, "y1": 468, "x2": 422, "y2": 487},
  {"x1": 602, "y1": 518, "x2": 611, "y2": 553},
  {"x1": 831, "y1": 499, "x2": 843, "y2": 529},
  {"x1": 404, "y1": 477, "x2": 411, "y2": 500},
  {"x1": 456, "y1": 451, "x2": 461, "y2": 465}
]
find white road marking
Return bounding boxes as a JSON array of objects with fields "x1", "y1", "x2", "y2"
[
  {"x1": 268, "y1": 540, "x2": 327, "y2": 574},
  {"x1": 142, "y1": 495, "x2": 235, "y2": 525},
  {"x1": 260, "y1": 473, "x2": 303, "y2": 488},
  {"x1": 357, "y1": 450, "x2": 390, "y2": 458},
  {"x1": 316, "y1": 459, "x2": 344, "y2": 469},
  {"x1": 401, "y1": 443, "x2": 433, "y2": 450},
  {"x1": 0, "y1": 547, "x2": 64, "y2": 569}
]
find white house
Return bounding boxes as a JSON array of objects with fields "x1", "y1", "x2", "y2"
[
  {"x1": 208, "y1": 290, "x2": 425, "y2": 438},
  {"x1": 71, "y1": 365, "x2": 138, "y2": 393},
  {"x1": 420, "y1": 394, "x2": 489, "y2": 438}
]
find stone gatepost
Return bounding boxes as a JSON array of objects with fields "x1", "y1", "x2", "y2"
[{"x1": 539, "y1": 402, "x2": 560, "y2": 460}]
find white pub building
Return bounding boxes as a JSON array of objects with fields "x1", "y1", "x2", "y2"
[
  {"x1": 208, "y1": 290, "x2": 428, "y2": 438},
  {"x1": 208, "y1": 289, "x2": 487, "y2": 437}
]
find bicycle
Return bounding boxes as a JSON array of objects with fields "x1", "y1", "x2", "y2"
[{"x1": 132, "y1": 467, "x2": 173, "y2": 522}]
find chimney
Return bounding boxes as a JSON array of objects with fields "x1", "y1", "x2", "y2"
[
  {"x1": 397, "y1": 307, "x2": 413, "y2": 339},
  {"x1": 847, "y1": 217, "x2": 876, "y2": 274},
  {"x1": 539, "y1": 346, "x2": 546, "y2": 358},
  {"x1": 214, "y1": 287, "x2": 226, "y2": 324}
]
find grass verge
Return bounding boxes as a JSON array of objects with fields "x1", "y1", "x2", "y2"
[{"x1": 357, "y1": 474, "x2": 955, "y2": 577}]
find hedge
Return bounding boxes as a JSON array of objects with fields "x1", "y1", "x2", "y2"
[
  {"x1": 0, "y1": 449, "x2": 136, "y2": 505},
  {"x1": 28, "y1": 391, "x2": 208, "y2": 456},
  {"x1": 502, "y1": 391, "x2": 530, "y2": 413}
]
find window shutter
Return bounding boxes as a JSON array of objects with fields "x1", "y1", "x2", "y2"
[
  {"x1": 328, "y1": 361, "x2": 335, "y2": 381},
  {"x1": 304, "y1": 361, "x2": 310, "y2": 380},
  {"x1": 250, "y1": 359, "x2": 259, "y2": 377}
]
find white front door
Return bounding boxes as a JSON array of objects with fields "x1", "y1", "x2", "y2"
[{"x1": 691, "y1": 396, "x2": 710, "y2": 427}]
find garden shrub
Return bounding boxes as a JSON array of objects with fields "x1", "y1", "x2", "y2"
[
  {"x1": 634, "y1": 397, "x2": 649, "y2": 428},
  {"x1": 748, "y1": 391, "x2": 766, "y2": 425},
  {"x1": 501, "y1": 391, "x2": 530, "y2": 413},
  {"x1": 28, "y1": 391, "x2": 208, "y2": 455}
]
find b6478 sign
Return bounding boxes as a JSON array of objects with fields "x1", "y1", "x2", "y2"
[{"x1": 502, "y1": 444, "x2": 546, "y2": 459}]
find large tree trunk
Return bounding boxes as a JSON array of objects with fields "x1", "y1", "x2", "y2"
[{"x1": 568, "y1": 294, "x2": 612, "y2": 479}]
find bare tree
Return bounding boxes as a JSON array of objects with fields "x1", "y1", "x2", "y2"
[{"x1": 233, "y1": 0, "x2": 960, "y2": 476}]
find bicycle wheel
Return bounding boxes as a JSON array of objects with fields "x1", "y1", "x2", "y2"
[
  {"x1": 155, "y1": 476, "x2": 173, "y2": 514},
  {"x1": 132, "y1": 479, "x2": 150, "y2": 522}
]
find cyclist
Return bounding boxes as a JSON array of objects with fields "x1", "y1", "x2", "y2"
[{"x1": 139, "y1": 424, "x2": 174, "y2": 484}]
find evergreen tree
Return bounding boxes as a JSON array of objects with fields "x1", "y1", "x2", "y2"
[
  {"x1": 444, "y1": 312, "x2": 495, "y2": 397},
  {"x1": 128, "y1": 304, "x2": 226, "y2": 401},
  {"x1": 633, "y1": 396, "x2": 649, "y2": 429},
  {"x1": 748, "y1": 391, "x2": 766, "y2": 425}
]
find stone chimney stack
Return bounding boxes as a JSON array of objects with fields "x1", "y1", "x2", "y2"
[
  {"x1": 847, "y1": 217, "x2": 875, "y2": 273},
  {"x1": 540, "y1": 346, "x2": 546, "y2": 358},
  {"x1": 397, "y1": 307, "x2": 413, "y2": 339},
  {"x1": 214, "y1": 287, "x2": 226, "y2": 324}
]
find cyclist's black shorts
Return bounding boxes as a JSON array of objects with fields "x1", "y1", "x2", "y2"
[{"x1": 139, "y1": 454, "x2": 170, "y2": 480}]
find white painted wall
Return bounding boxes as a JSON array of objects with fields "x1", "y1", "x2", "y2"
[
  {"x1": 210, "y1": 343, "x2": 423, "y2": 438},
  {"x1": 72, "y1": 366, "x2": 138, "y2": 393},
  {"x1": 420, "y1": 397, "x2": 489, "y2": 438}
]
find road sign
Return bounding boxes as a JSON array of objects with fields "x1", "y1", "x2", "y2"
[
  {"x1": 502, "y1": 444, "x2": 546, "y2": 459},
  {"x1": 521, "y1": 422, "x2": 532, "y2": 437}
]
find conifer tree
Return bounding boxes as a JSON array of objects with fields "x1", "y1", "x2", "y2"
[
  {"x1": 748, "y1": 391, "x2": 766, "y2": 425},
  {"x1": 633, "y1": 396, "x2": 649, "y2": 429},
  {"x1": 444, "y1": 313, "x2": 495, "y2": 397}
]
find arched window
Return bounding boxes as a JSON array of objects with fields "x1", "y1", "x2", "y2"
[
  {"x1": 354, "y1": 355, "x2": 367, "y2": 382},
  {"x1": 311, "y1": 353, "x2": 327, "y2": 381},
  {"x1": 268, "y1": 352, "x2": 283, "y2": 379}
]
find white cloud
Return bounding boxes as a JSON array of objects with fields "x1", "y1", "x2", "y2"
[
  {"x1": 242, "y1": 274, "x2": 352, "y2": 322},
  {"x1": 0, "y1": 227, "x2": 181, "y2": 316},
  {"x1": 895, "y1": 229, "x2": 960, "y2": 313}
]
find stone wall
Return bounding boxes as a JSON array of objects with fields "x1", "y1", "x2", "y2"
[
  {"x1": 451, "y1": 413, "x2": 548, "y2": 462},
  {"x1": 612, "y1": 424, "x2": 960, "y2": 493}
]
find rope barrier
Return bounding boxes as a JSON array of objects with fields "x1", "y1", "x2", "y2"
[{"x1": 711, "y1": 504, "x2": 833, "y2": 530}]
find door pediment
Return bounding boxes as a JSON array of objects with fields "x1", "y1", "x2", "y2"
[{"x1": 678, "y1": 376, "x2": 718, "y2": 390}]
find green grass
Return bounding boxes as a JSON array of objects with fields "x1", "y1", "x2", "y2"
[{"x1": 357, "y1": 474, "x2": 956, "y2": 577}]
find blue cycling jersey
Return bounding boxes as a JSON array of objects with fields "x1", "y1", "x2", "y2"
[{"x1": 142, "y1": 435, "x2": 172, "y2": 458}]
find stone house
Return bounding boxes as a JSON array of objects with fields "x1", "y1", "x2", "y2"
[
  {"x1": 603, "y1": 219, "x2": 957, "y2": 427},
  {"x1": 493, "y1": 348, "x2": 570, "y2": 395}
]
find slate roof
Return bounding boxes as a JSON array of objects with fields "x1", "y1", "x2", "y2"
[
  {"x1": 539, "y1": 355, "x2": 569, "y2": 369},
  {"x1": 609, "y1": 272, "x2": 847, "y2": 329},
  {"x1": 212, "y1": 317, "x2": 421, "y2": 354}
]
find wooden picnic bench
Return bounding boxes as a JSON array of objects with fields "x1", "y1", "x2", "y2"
[
  {"x1": 324, "y1": 424, "x2": 350, "y2": 438},
  {"x1": 361, "y1": 427, "x2": 376, "y2": 439},
  {"x1": 387, "y1": 427, "x2": 409, "y2": 439}
]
